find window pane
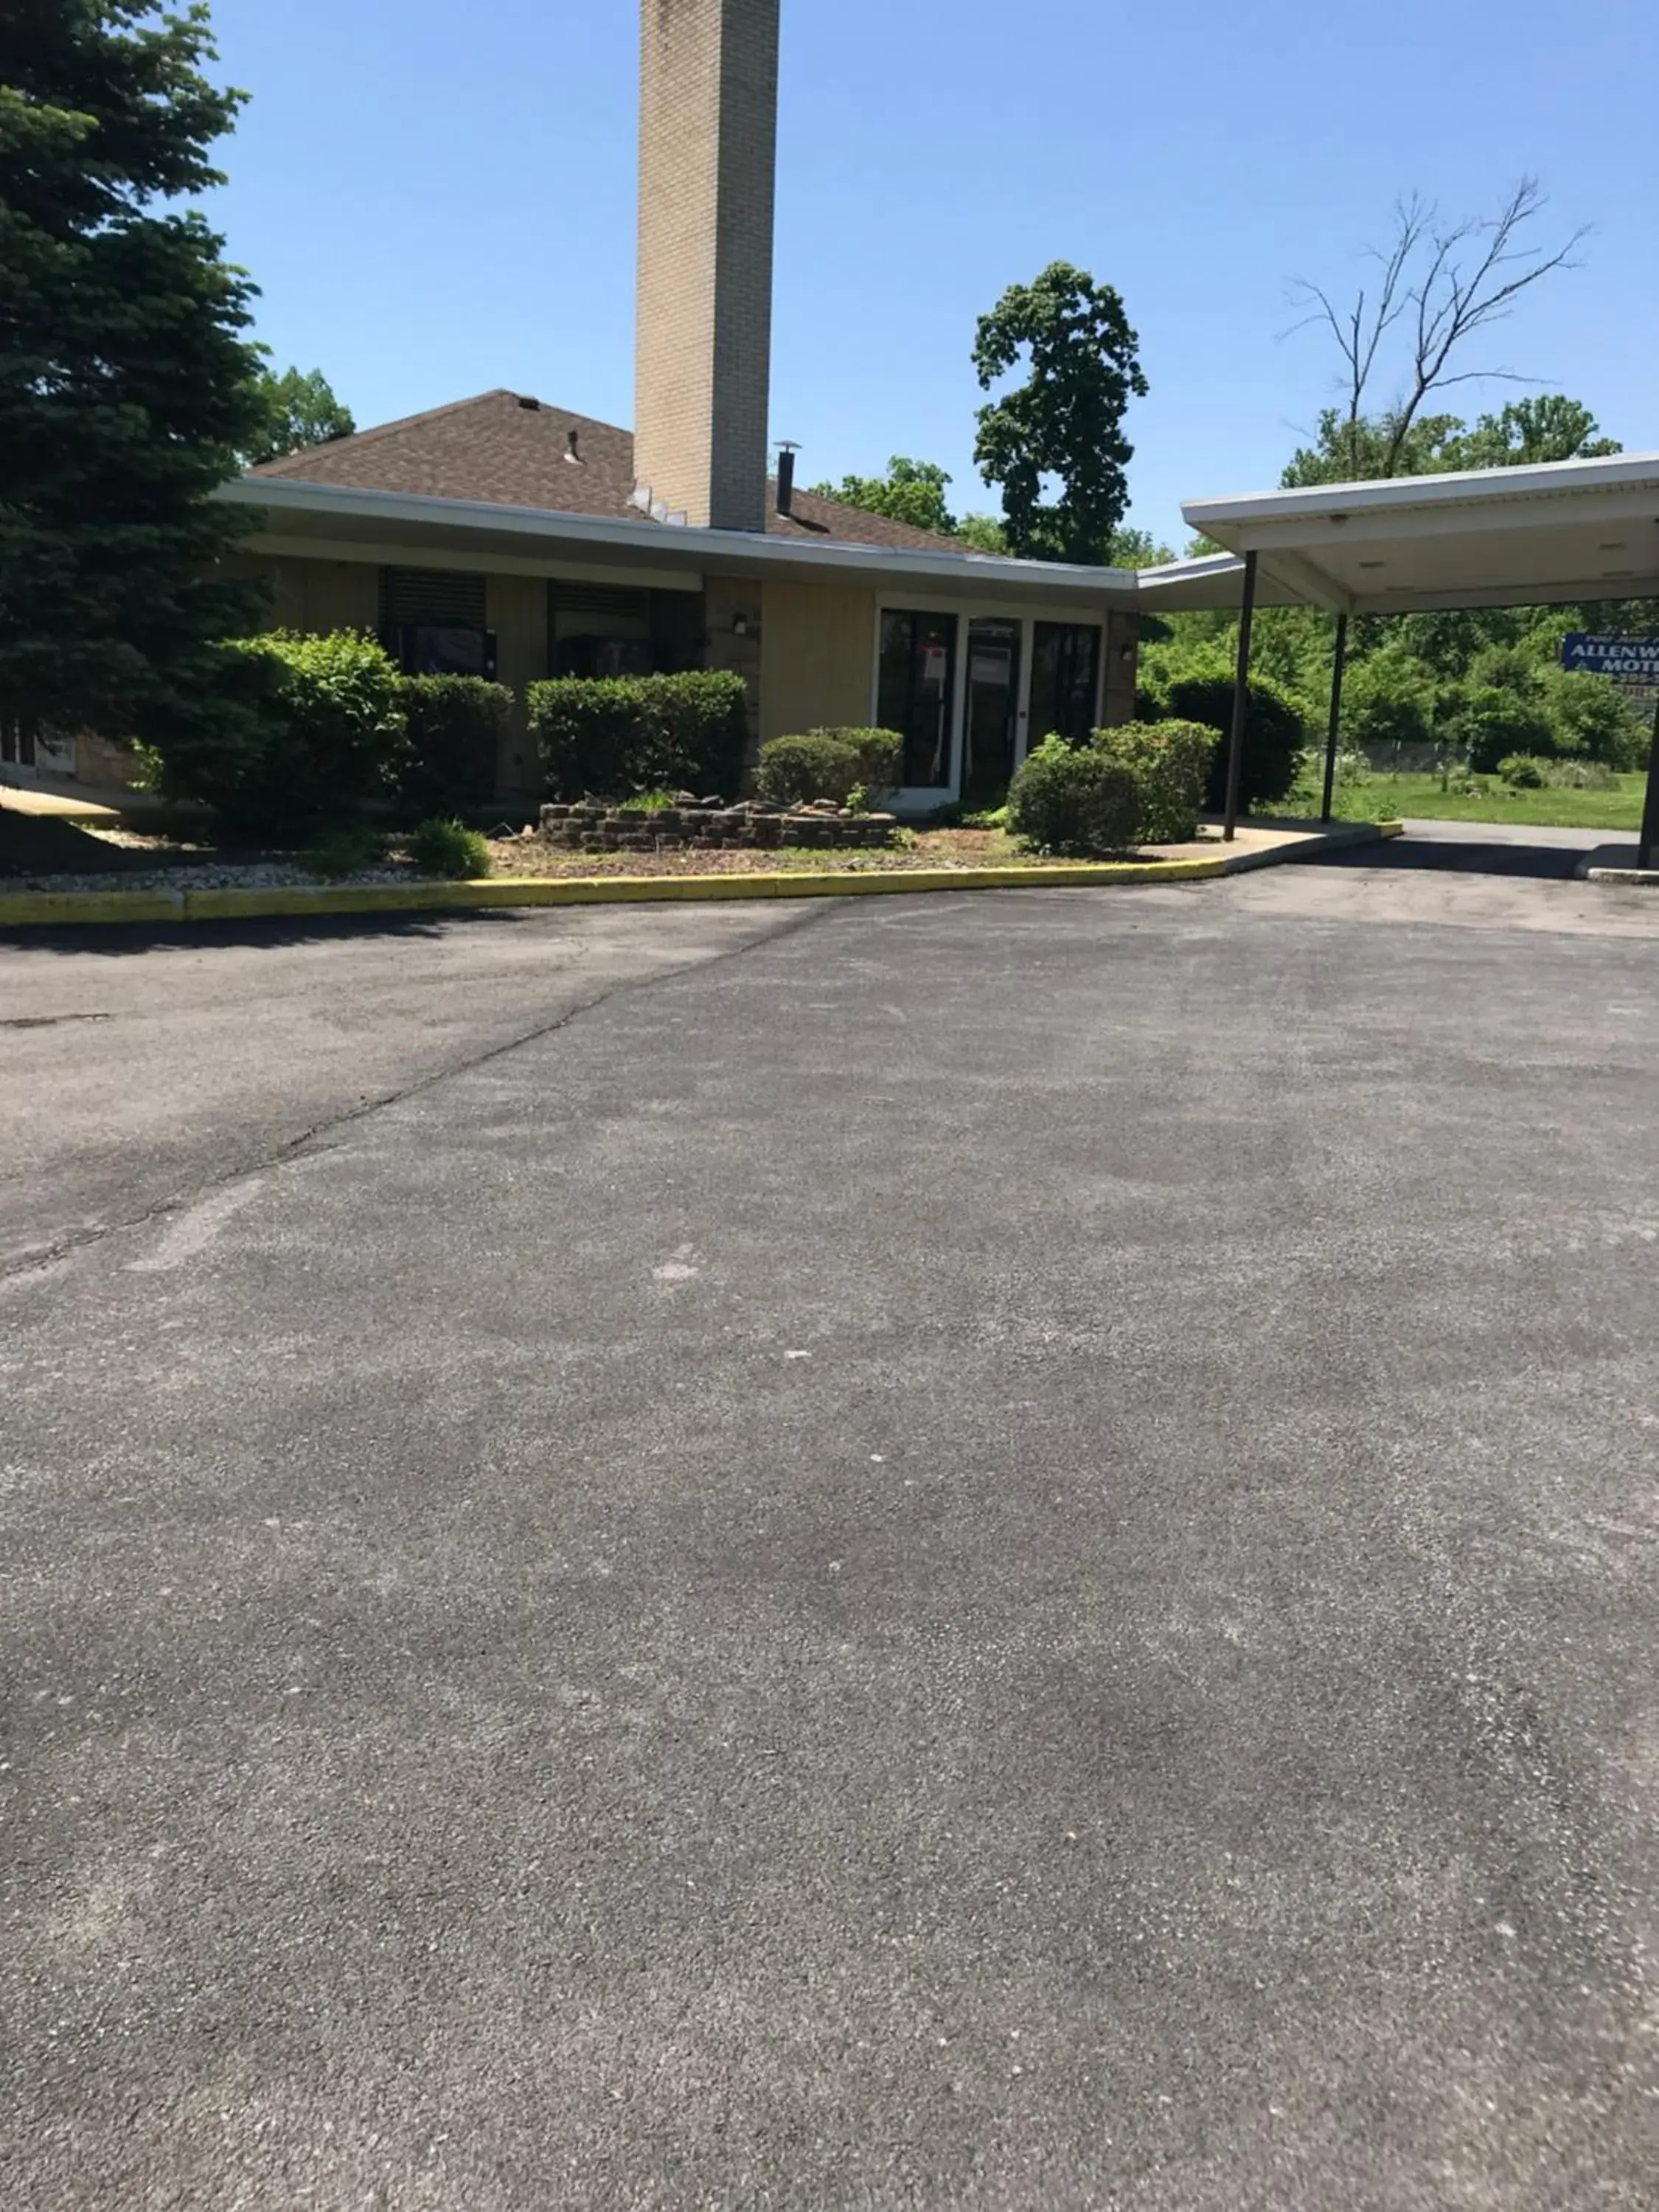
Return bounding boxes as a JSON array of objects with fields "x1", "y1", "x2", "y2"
[
  {"x1": 1030, "y1": 622, "x2": 1102, "y2": 745},
  {"x1": 878, "y1": 610, "x2": 958, "y2": 787}
]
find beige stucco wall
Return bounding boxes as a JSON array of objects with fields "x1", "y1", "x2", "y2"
[
  {"x1": 229, "y1": 552, "x2": 379, "y2": 634},
  {"x1": 1102, "y1": 610, "x2": 1138, "y2": 726},
  {"x1": 485, "y1": 573, "x2": 548, "y2": 794},
  {"x1": 703, "y1": 574, "x2": 765, "y2": 771},
  {"x1": 758, "y1": 580, "x2": 876, "y2": 744}
]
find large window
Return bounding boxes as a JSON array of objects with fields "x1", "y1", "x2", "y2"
[
  {"x1": 1029, "y1": 622, "x2": 1102, "y2": 745},
  {"x1": 877, "y1": 610, "x2": 959, "y2": 788},
  {"x1": 380, "y1": 566, "x2": 495, "y2": 678}
]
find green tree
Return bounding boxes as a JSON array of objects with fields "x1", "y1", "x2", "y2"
[
  {"x1": 954, "y1": 512, "x2": 1007, "y2": 553},
  {"x1": 244, "y1": 362, "x2": 355, "y2": 465},
  {"x1": 1281, "y1": 409, "x2": 1466, "y2": 488},
  {"x1": 1107, "y1": 526, "x2": 1176, "y2": 569},
  {"x1": 811, "y1": 455, "x2": 956, "y2": 536},
  {"x1": 972, "y1": 261, "x2": 1147, "y2": 563},
  {"x1": 1441, "y1": 395, "x2": 1619, "y2": 470},
  {"x1": 809, "y1": 458, "x2": 1008, "y2": 552},
  {"x1": 0, "y1": 0, "x2": 267, "y2": 753}
]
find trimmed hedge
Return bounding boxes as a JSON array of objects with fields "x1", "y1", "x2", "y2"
[
  {"x1": 391, "y1": 675, "x2": 510, "y2": 815},
  {"x1": 1007, "y1": 719, "x2": 1217, "y2": 855},
  {"x1": 1145, "y1": 672, "x2": 1306, "y2": 814},
  {"x1": 754, "y1": 726, "x2": 902, "y2": 806},
  {"x1": 141, "y1": 627, "x2": 405, "y2": 840},
  {"x1": 1006, "y1": 737, "x2": 1140, "y2": 856},
  {"x1": 528, "y1": 669, "x2": 749, "y2": 799},
  {"x1": 1092, "y1": 718, "x2": 1217, "y2": 844}
]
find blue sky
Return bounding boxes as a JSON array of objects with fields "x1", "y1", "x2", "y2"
[{"x1": 207, "y1": 0, "x2": 1659, "y2": 547}]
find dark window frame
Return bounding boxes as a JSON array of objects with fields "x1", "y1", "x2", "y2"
[{"x1": 877, "y1": 608, "x2": 960, "y2": 790}]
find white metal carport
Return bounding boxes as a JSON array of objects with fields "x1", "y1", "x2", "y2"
[{"x1": 1138, "y1": 451, "x2": 1659, "y2": 858}]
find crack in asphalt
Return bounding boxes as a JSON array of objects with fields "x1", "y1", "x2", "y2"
[{"x1": 0, "y1": 902, "x2": 826, "y2": 1290}]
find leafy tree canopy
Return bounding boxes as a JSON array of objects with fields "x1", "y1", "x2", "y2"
[
  {"x1": 244, "y1": 362, "x2": 355, "y2": 465},
  {"x1": 972, "y1": 261, "x2": 1147, "y2": 565},
  {"x1": 1284, "y1": 395, "x2": 1621, "y2": 488},
  {"x1": 811, "y1": 454, "x2": 955, "y2": 535},
  {"x1": 1107, "y1": 526, "x2": 1176, "y2": 569},
  {"x1": 0, "y1": 0, "x2": 268, "y2": 747},
  {"x1": 810, "y1": 456, "x2": 1009, "y2": 552}
]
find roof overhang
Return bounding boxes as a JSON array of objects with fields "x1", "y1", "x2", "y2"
[
  {"x1": 1173, "y1": 449, "x2": 1659, "y2": 616},
  {"x1": 220, "y1": 478, "x2": 1143, "y2": 611},
  {"x1": 1134, "y1": 552, "x2": 1312, "y2": 613}
]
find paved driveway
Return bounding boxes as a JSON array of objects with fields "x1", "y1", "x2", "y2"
[{"x1": 4, "y1": 841, "x2": 1658, "y2": 2209}]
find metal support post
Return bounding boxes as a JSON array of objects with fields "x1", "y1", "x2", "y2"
[
  {"x1": 1222, "y1": 550, "x2": 1258, "y2": 841},
  {"x1": 1639, "y1": 698, "x2": 1659, "y2": 872},
  {"x1": 1321, "y1": 612, "x2": 1349, "y2": 824}
]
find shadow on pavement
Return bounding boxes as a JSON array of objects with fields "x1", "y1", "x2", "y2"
[
  {"x1": 1302, "y1": 831, "x2": 1599, "y2": 882},
  {"x1": 0, "y1": 908, "x2": 538, "y2": 959}
]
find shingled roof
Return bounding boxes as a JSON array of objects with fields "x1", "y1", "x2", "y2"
[{"x1": 250, "y1": 389, "x2": 964, "y2": 554}]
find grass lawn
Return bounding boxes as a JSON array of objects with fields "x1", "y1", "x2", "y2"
[{"x1": 1310, "y1": 771, "x2": 1646, "y2": 832}]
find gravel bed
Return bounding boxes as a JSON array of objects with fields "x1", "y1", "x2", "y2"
[{"x1": 3, "y1": 861, "x2": 428, "y2": 894}]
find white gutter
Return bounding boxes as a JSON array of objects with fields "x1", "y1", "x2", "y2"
[{"x1": 220, "y1": 476, "x2": 1140, "y2": 600}]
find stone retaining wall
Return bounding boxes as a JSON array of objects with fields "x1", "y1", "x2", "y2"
[{"x1": 537, "y1": 800, "x2": 899, "y2": 853}]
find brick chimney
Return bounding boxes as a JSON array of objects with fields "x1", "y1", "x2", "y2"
[{"x1": 634, "y1": 0, "x2": 779, "y2": 533}]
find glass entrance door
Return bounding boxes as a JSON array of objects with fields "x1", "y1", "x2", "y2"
[
  {"x1": 878, "y1": 609, "x2": 959, "y2": 790},
  {"x1": 1028, "y1": 622, "x2": 1103, "y2": 745},
  {"x1": 963, "y1": 619, "x2": 1022, "y2": 807}
]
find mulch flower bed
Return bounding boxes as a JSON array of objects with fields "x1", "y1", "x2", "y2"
[{"x1": 3, "y1": 813, "x2": 1206, "y2": 893}]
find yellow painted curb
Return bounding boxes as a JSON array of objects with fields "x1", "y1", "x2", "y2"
[
  {"x1": 0, "y1": 886, "x2": 188, "y2": 928},
  {"x1": 4, "y1": 818, "x2": 1409, "y2": 931},
  {"x1": 0, "y1": 856, "x2": 1232, "y2": 929}
]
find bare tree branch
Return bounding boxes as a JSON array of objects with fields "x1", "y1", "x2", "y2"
[
  {"x1": 1384, "y1": 178, "x2": 1590, "y2": 472},
  {"x1": 1285, "y1": 178, "x2": 1589, "y2": 480}
]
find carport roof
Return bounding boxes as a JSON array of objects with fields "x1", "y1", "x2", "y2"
[{"x1": 1140, "y1": 448, "x2": 1659, "y2": 616}]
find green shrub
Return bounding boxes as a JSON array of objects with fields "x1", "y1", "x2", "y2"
[
  {"x1": 1539, "y1": 667, "x2": 1651, "y2": 768},
  {"x1": 1497, "y1": 753, "x2": 1548, "y2": 789},
  {"x1": 390, "y1": 675, "x2": 510, "y2": 815},
  {"x1": 1341, "y1": 645, "x2": 1438, "y2": 754},
  {"x1": 755, "y1": 731, "x2": 858, "y2": 804},
  {"x1": 1449, "y1": 684, "x2": 1557, "y2": 774},
  {"x1": 1093, "y1": 717, "x2": 1217, "y2": 844},
  {"x1": 527, "y1": 669, "x2": 749, "y2": 799},
  {"x1": 754, "y1": 726, "x2": 902, "y2": 807},
  {"x1": 616, "y1": 788, "x2": 676, "y2": 813},
  {"x1": 1545, "y1": 756, "x2": 1617, "y2": 790},
  {"x1": 802, "y1": 726, "x2": 902, "y2": 792},
  {"x1": 142, "y1": 627, "x2": 405, "y2": 840},
  {"x1": 409, "y1": 816, "x2": 492, "y2": 879},
  {"x1": 306, "y1": 824, "x2": 386, "y2": 880},
  {"x1": 1147, "y1": 671, "x2": 1306, "y2": 813},
  {"x1": 1006, "y1": 736, "x2": 1139, "y2": 856},
  {"x1": 526, "y1": 676, "x2": 638, "y2": 797}
]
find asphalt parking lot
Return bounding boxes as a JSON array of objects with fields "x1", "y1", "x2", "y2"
[{"x1": 4, "y1": 829, "x2": 1658, "y2": 2209}]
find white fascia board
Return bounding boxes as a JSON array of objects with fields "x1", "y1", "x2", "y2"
[
  {"x1": 220, "y1": 477, "x2": 1141, "y2": 602},
  {"x1": 1183, "y1": 448, "x2": 1659, "y2": 535}
]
